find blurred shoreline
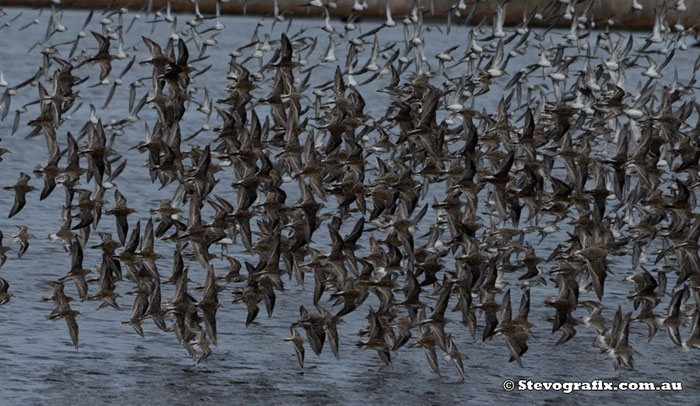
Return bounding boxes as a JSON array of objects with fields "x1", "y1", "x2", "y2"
[{"x1": 0, "y1": 0, "x2": 697, "y2": 30}]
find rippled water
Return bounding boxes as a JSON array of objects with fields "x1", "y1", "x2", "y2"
[{"x1": 0, "y1": 7, "x2": 698, "y2": 405}]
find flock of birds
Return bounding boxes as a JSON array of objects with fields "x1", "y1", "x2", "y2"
[{"x1": 0, "y1": 0, "x2": 700, "y2": 380}]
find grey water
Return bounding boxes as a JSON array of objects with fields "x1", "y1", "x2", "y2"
[{"x1": 0, "y1": 7, "x2": 697, "y2": 405}]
